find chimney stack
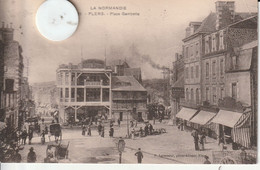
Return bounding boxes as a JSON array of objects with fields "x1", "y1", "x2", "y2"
[{"x1": 215, "y1": 1, "x2": 235, "y2": 30}]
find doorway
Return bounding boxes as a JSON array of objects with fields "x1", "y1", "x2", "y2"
[{"x1": 119, "y1": 112, "x2": 123, "y2": 121}]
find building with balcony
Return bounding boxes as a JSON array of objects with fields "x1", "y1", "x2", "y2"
[
  {"x1": 112, "y1": 76, "x2": 147, "y2": 121},
  {"x1": 57, "y1": 59, "x2": 112, "y2": 123}
]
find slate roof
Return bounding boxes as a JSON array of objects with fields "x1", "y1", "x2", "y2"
[{"x1": 112, "y1": 76, "x2": 146, "y2": 91}]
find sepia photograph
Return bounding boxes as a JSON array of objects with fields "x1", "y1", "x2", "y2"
[{"x1": 0, "y1": 0, "x2": 258, "y2": 165}]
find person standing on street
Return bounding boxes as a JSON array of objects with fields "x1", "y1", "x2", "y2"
[
  {"x1": 87, "y1": 125, "x2": 92, "y2": 136},
  {"x1": 101, "y1": 126, "x2": 105, "y2": 137},
  {"x1": 13, "y1": 149, "x2": 22, "y2": 163},
  {"x1": 240, "y1": 147, "x2": 247, "y2": 164},
  {"x1": 144, "y1": 124, "x2": 148, "y2": 136},
  {"x1": 82, "y1": 125, "x2": 86, "y2": 136},
  {"x1": 98, "y1": 123, "x2": 102, "y2": 136},
  {"x1": 191, "y1": 129, "x2": 199, "y2": 151},
  {"x1": 109, "y1": 127, "x2": 114, "y2": 137},
  {"x1": 199, "y1": 133, "x2": 205, "y2": 151},
  {"x1": 21, "y1": 130, "x2": 28, "y2": 145},
  {"x1": 27, "y1": 147, "x2": 36, "y2": 163},
  {"x1": 28, "y1": 129, "x2": 33, "y2": 145},
  {"x1": 135, "y1": 148, "x2": 143, "y2": 163}
]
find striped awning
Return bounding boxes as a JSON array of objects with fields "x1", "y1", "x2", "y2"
[
  {"x1": 211, "y1": 109, "x2": 243, "y2": 128},
  {"x1": 190, "y1": 110, "x2": 216, "y2": 125},
  {"x1": 176, "y1": 107, "x2": 198, "y2": 121},
  {"x1": 232, "y1": 110, "x2": 252, "y2": 148}
]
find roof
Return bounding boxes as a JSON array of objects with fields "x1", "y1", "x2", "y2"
[
  {"x1": 194, "y1": 12, "x2": 217, "y2": 34},
  {"x1": 190, "y1": 110, "x2": 216, "y2": 125},
  {"x1": 112, "y1": 76, "x2": 146, "y2": 91},
  {"x1": 124, "y1": 68, "x2": 141, "y2": 77},
  {"x1": 240, "y1": 40, "x2": 258, "y2": 50},
  {"x1": 211, "y1": 109, "x2": 243, "y2": 127},
  {"x1": 172, "y1": 75, "x2": 184, "y2": 88},
  {"x1": 176, "y1": 107, "x2": 198, "y2": 121}
]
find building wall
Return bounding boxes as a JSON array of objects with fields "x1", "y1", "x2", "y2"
[
  {"x1": 201, "y1": 54, "x2": 225, "y2": 105},
  {"x1": 225, "y1": 72, "x2": 251, "y2": 105},
  {"x1": 183, "y1": 35, "x2": 202, "y2": 106}
]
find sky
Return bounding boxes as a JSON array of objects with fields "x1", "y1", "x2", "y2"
[{"x1": 0, "y1": 0, "x2": 258, "y2": 84}]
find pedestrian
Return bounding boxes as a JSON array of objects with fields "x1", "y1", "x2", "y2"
[
  {"x1": 48, "y1": 127, "x2": 51, "y2": 142},
  {"x1": 130, "y1": 121, "x2": 134, "y2": 128},
  {"x1": 199, "y1": 133, "x2": 205, "y2": 151},
  {"x1": 117, "y1": 118, "x2": 121, "y2": 127},
  {"x1": 98, "y1": 123, "x2": 102, "y2": 136},
  {"x1": 13, "y1": 149, "x2": 22, "y2": 163},
  {"x1": 21, "y1": 130, "x2": 28, "y2": 145},
  {"x1": 177, "y1": 122, "x2": 181, "y2": 130},
  {"x1": 144, "y1": 124, "x2": 148, "y2": 136},
  {"x1": 139, "y1": 127, "x2": 143, "y2": 137},
  {"x1": 191, "y1": 130, "x2": 199, "y2": 151},
  {"x1": 27, "y1": 147, "x2": 36, "y2": 163},
  {"x1": 41, "y1": 130, "x2": 45, "y2": 144},
  {"x1": 131, "y1": 128, "x2": 135, "y2": 140},
  {"x1": 240, "y1": 147, "x2": 247, "y2": 164},
  {"x1": 28, "y1": 129, "x2": 33, "y2": 145},
  {"x1": 109, "y1": 127, "x2": 114, "y2": 137},
  {"x1": 135, "y1": 148, "x2": 143, "y2": 163},
  {"x1": 148, "y1": 123, "x2": 153, "y2": 135},
  {"x1": 180, "y1": 121, "x2": 184, "y2": 131},
  {"x1": 101, "y1": 126, "x2": 105, "y2": 137},
  {"x1": 203, "y1": 155, "x2": 211, "y2": 164},
  {"x1": 87, "y1": 125, "x2": 91, "y2": 136},
  {"x1": 82, "y1": 125, "x2": 86, "y2": 136},
  {"x1": 219, "y1": 136, "x2": 225, "y2": 151}
]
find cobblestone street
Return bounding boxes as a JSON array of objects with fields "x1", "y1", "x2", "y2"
[{"x1": 18, "y1": 120, "x2": 230, "y2": 164}]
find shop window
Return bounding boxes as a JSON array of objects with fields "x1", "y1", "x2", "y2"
[{"x1": 232, "y1": 83, "x2": 237, "y2": 99}]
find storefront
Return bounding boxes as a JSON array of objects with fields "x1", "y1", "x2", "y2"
[{"x1": 176, "y1": 107, "x2": 198, "y2": 130}]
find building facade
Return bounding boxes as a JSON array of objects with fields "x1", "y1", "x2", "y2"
[
  {"x1": 112, "y1": 76, "x2": 147, "y2": 121},
  {"x1": 170, "y1": 53, "x2": 184, "y2": 123},
  {"x1": 56, "y1": 59, "x2": 112, "y2": 123},
  {"x1": 177, "y1": 1, "x2": 257, "y2": 148},
  {"x1": 0, "y1": 23, "x2": 24, "y2": 131}
]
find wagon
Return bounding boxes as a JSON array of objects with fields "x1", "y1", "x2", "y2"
[{"x1": 44, "y1": 142, "x2": 69, "y2": 163}]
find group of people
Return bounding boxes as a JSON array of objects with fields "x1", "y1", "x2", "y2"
[{"x1": 191, "y1": 129, "x2": 206, "y2": 151}]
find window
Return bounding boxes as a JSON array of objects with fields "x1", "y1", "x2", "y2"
[
  {"x1": 220, "y1": 59, "x2": 224, "y2": 75},
  {"x1": 191, "y1": 67, "x2": 194, "y2": 78},
  {"x1": 212, "y1": 34, "x2": 216, "y2": 52},
  {"x1": 206, "y1": 87, "x2": 209, "y2": 101},
  {"x1": 5, "y1": 79, "x2": 14, "y2": 92},
  {"x1": 65, "y1": 73, "x2": 69, "y2": 85},
  {"x1": 212, "y1": 61, "x2": 216, "y2": 76},
  {"x1": 196, "y1": 65, "x2": 199, "y2": 78},
  {"x1": 71, "y1": 73, "x2": 76, "y2": 85},
  {"x1": 232, "y1": 83, "x2": 237, "y2": 99},
  {"x1": 219, "y1": 30, "x2": 224, "y2": 50},
  {"x1": 186, "y1": 67, "x2": 189, "y2": 79},
  {"x1": 196, "y1": 88, "x2": 199, "y2": 104},
  {"x1": 71, "y1": 88, "x2": 75, "y2": 102},
  {"x1": 191, "y1": 89, "x2": 194, "y2": 102},
  {"x1": 65, "y1": 88, "x2": 69, "y2": 98},
  {"x1": 60, "y1": 88, "x2": 63, "y2": 99},
  {"x1": 190, "y1": 45, "x2": 193, "y2": 57},
  {"x1": 186, "y1": 47, "x2": 189, "y2": 58},
  {"x1": 205, "y1": 36, "x2": 209, "y2": 54},
  {"x1": 206, "y1": 63, "x2": 209, "y2": 78},
  {"x1": 216, "y1": 33, "x2": 220, "y2": 51},
  {"x1": 212, "y1": 87, "x2": 217, "y2": 103},
  {"x1": 196, "y1": 43, "x2": 199, "y2": 55},
  {"x1": 220, "y1": 88, "x2": 224, "y2": 99},
  {"x1": 186, "y1": 88, "x2": 189, "y2": 101},
  {"x1": 208, "y1": 36, "x2": 212, "y2": 52}
]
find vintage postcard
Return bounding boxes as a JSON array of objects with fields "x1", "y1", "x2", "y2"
[{"x1": 0, "y1": 0, "x2": 258, "y2": 165}]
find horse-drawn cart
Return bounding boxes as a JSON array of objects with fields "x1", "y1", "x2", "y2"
[{"x1": 44, "y1": 142, "x2": 69, "y2": 163}]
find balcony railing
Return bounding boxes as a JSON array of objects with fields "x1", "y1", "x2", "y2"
[{"x1": 85, "y1": 81, "x2": 101, "y2": 86}]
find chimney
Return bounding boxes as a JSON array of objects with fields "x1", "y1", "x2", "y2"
[
  {"x1": 1, "y1": 22, "x2": 14, "y2": 42},
  {"x1": 215, "y1": 1, "x2": 235, "y2": 30},
  {"x1": 185, "y1": 27, "x2": 191, "y2": 38}
]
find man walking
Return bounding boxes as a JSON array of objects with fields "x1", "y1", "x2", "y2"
[
  {"x1": 135, "y1": 148, "x2": 143, "y2": 163},
  {"x1": 27, "y1": 147, "x2": 37, "y2": 163},
  {"x1": 191, "y1": 129, "x2": 199, "y2": 151}
]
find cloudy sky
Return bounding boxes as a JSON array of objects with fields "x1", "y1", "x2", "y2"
[{"x1": 0, "y1": 0, "x2": 257, "y2": 83}]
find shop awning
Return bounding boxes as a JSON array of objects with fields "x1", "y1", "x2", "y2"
[
  {"x1": 190, "y1": 110, "x2": 216, "y2": 125},
  {"x1": 211, "y1": 109, "x2": 243, "y2": 128},
  {"x1": 176, "y1": 107, "x2": 198, "y2": 121}
]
